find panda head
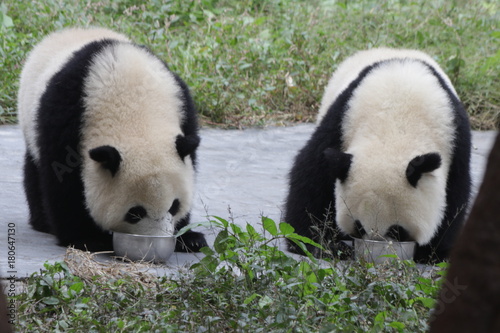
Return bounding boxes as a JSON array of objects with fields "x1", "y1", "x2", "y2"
[
  {"x1": 327, "y1": 147, "x2": 448, "y2": 245},
  {"x1": 77, "y1": 41, "x2": 200, "y2": 236},
  {"x1": 322, "y1": 56, "x2": 458, "y2": 246},
  {"x1": 83, "y1": 134, "x2": 199, "y2": 236}
]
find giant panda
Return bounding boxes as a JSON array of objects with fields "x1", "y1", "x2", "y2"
[
  {"x1": 285, "y1": 48, "x2": 471, "y2": 264},
  {"x1": 18, "y1": 27, "x2": 207, "y2": 252}
]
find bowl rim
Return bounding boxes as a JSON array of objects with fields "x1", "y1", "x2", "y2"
[
  {"x1": 112, "y1": 231, "x2": 175, "y2": 239},
  {"x1": 352, "y1": 236, "x2": 416, "y2": 245}
]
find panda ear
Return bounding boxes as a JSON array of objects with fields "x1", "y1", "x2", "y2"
[
  {"x1": 176, "y1": 134, "x2": 200, "y2": 160},
  {"x1": 89, "y1": 145, "x2": 122, "y2": 177},
  {"x1": 323, "y1": 148, "x2": 352, "y2": 182},
  {"x1": 406, "y1": 152, "x2": 441, "y2": 188}
]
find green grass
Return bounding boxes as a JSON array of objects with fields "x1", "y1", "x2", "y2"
[
  {"x1": 14, "y1": 217, "x2": 446, "y2": 332},
  {"x1": 1, "y1": 0, "x2": 499, "y2": 128}
]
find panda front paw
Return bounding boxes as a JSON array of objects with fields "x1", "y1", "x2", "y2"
[{"x1": 175, "y1": 230, "x2": 208, "y2": 253}]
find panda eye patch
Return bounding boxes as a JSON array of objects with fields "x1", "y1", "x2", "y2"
[
  {"x1": 125, "y1": 205, "x2": 147, "y2": 224},
  {"x1": 168, "y1": 199, "x2": 180, "y2": 216}
]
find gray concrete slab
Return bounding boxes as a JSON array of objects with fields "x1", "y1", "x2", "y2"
[{"x1": 0, "y1": 125, "x2": 497, "y2": 278}]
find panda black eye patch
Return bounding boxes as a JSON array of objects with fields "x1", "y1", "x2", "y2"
[
  {"x1": 168, "y1": 199, "x2": 180, "y2": 216},
  {"x1": 406, "y1": 152, "x2": 441, "y2": 187},
  {"x1": 124, "y1": 205, "x2": 147, "y2": 224},
  {"x1": 88, "y1": 145, "x2": 122, "y2": 177}
]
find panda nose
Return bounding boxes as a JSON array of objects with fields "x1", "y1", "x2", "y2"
[
  {"x1": 354, "y1": 220, "x2": 366, "y2": 237},
  {"x1": 125, "y1": 205, "x2": 147, "y2": 224}
]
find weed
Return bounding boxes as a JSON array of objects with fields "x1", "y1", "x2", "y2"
[{"x1": 15, "y1": 216, "x2": 445, "y2": 332}]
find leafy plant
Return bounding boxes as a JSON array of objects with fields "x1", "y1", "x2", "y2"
[{"x1": 15, "y1": 216, "x2": 446, "y2": 332}]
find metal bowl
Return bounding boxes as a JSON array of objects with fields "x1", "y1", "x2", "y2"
[
  {"x1": 354, "y1": 237, "x2": 416, "y2": 264},
  {"x1": 113, "y1": 231, "x2": 175, "y2": 264}
]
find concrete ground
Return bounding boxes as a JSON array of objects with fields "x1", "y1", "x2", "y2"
[{"x1": 0, "y1": 124, "x2": 497, "y2": 278}]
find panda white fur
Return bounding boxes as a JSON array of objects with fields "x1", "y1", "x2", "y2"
[
  {"x1": 285, "y1": 48, "x2": 471, "y2": 263},
  {"x1": 18, "y1": 27, "x2": 207, "y2": 252}
]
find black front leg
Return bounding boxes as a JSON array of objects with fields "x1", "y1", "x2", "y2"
[{"x1": 23, "y1": 151, "x2": 51, "y2": 233}]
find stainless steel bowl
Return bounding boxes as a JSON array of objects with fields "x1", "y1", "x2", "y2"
[
  {"x1": 113, "y1": 231, "x2": 175, "y2": 264},
  {"x1": 354, "y1": 237, "x2": 416, "y2": 264}
]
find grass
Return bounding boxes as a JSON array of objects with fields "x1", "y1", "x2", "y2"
[
  {"x1": 0, "y1": 0, "x2": 499, "y2": 128},
  {"x1": 13, "y1": 216, "x2": 446, "y2": 332}
]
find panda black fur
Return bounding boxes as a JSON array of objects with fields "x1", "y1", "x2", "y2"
[
  {"x1": 18, "y1": 27, "x2": 207, "y2": 252},
  {"x1": 285, "y1": 48, "x2": 471, "y2": 264}
]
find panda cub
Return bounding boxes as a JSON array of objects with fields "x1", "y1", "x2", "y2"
[
  {"x1": 285, "y1": 48, "x2": 471, "y2": 263},
  {"x1": 18, "y1": 27, "x2": 207, "y2": 252}
]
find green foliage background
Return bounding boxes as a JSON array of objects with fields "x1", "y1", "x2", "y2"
[{"x1": 1, "y1": 0, "x2": 499, "y2": 128}]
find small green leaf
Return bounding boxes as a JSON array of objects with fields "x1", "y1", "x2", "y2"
[
  {"x1": 246, "y1": 223, "x2": 257, "y2": 236},
  {"x1": 243, "y1": 293, "x2": 259, "y2": 305},
  {"x1": 490, "y1": 31, "x2": 500, "y2": 39},
  {"x1": 262, "y1": 217, "x2": 278, "y2": 236},
  {"x1": 211, "y1": 216, "x2": 229, "y2": 228},
  {"x1": 415, "y1": 297, "x2": 436, "y2": 309},
  {"x1": 278, "y1": 222, "x2": 294, "y2": 235},
  {"x1": 374, "y1": 311, "x2": 386, "y2": 323},
  {"x1": 191, "y1": 255, "x2": 219, "y2": 274},
  {"x1": 379, "y1": 254, "x2": 398, "y2": 259},
  {"x1": 42, "y1": 296, "x2": 60, "y2": 305},
  {"x1": 175, "y1": 221, "x2": 212, "y2": 237},
  {"x1": 58, "y1": 261, "x2": 72, "y2": 274},
  {"x1": 246, "y1": 223, "x2": 264, "y2": 242},
  {"x1": 40, "y1": 275, "x2": 54, "y2": 287},
  {"x1": 286, "y1": 233, "x2": 324, "y2": 249},
  {"x1": 317, "y1": 268, "x2": 334, "y2": 282},
  {"x1": 0, "y1": 12, "x2": 13, "y2": 29},
  {"x1": 70, "y1": 282, "x2": 84, "y2": 293},
  {"x1": 199, "y1": 246, "x2": 214, "y2": 256},
  {"x1": 230, "y1": 223, "x2": 243, "y2": 235},
  {"x1": 389, "y1": 321, "x2": 406, "y2": 330},
  {"x1": 258, "y1": 295, "x2": 273, "y2": 309},
  {"x1": 214, "y1": 229, "x2": 230, "y2": 253},
  {"x1": 58, "y1": 320, "x2": 69, "y2": 329}
]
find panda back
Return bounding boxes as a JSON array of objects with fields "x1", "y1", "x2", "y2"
[
  {"x1": 317, "y1": 48, "x2": 457, "y2": 123},
  {"x1": 18, "y1": 28, "x2": 130, "y2": 162}
]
